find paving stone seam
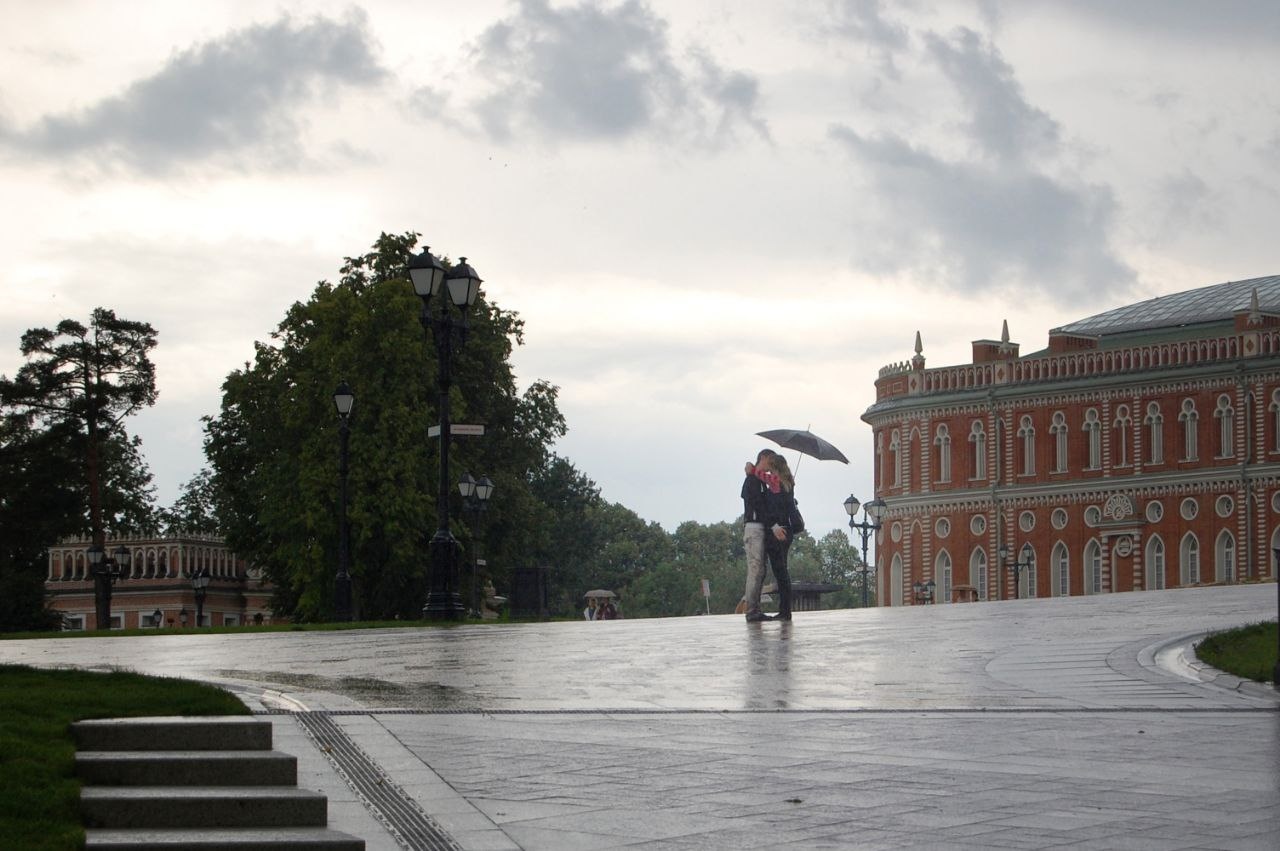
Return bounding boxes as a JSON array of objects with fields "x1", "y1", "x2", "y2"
[
  {"x1": 294, "y1": 711, "x2": 462, "y2": 851},
  {"x1": 257, "y1": 706, "x2": 1278, "y2": 716}
]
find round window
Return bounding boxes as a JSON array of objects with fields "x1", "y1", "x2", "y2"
[
  {"x1": 1051, "y1": 508, "x2": 1067, "y2": 530},
  {"x1": 935, "y1": 518, "x2": 951, "y2": 538},
  {"x1": 1019, "y1": 511, "x2": 1036, "y2": 532},
  {"x1": 1084, "y1": 506, "x2": 1101, "y2": 527},
  {"x1": 891, "y1": 522, "x2": 903, "y2": 543},
  {"x1": 1145, "y1": 500, "x2": 1163, "y2": 523},
  {"x1": 970, "y1": 514, "x2": 986, "y2": 535},
  {"x1": 1180, "y1": 498, "x2": 1199, "y2": 521},
  {"x1": 1273, "y1": 491, "x2": 1280, "y2": 513},
  {"x1": 1215, "y1": 495, "x2": 1234, "y2": 518}
]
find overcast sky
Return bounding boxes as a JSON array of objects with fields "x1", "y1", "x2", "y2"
[{"x1": 2, "y1": 0, "x2": 1278, "y2": 541}]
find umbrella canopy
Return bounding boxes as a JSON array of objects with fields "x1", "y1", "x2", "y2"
[
  {"x1": 756, "y1": 428, "x2": 849, "y2": 464},
  {"x1": 583, "y1": 589, "x2": 617, "y2": 599}
]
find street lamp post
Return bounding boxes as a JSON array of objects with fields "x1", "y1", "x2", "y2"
[
  {"x1": 998, "y1": 543, "x2": 1033, "y2": 600},
  {"x1": 333, "y1": 382, "x2": 355, "y2": 621},
  {"x1": 408, "y1": 247, "x2": 483, "y2": 620},
  {"x1": 151, "y1": 608, "x2": 162, "y2": 629},
  {"x1": 179, "y1": 608, "x2": 189, "y2": 628},
  {"x1": 88, "y1": 544, "x2": 131, "y2": 630},
  {"x1": 191, "y1": 567, "x2": 211, "y2": 627},
  {"x1": 843, "y1": 495, "x2": 887, "y2": 608},
  {"x1": 459, "y1": 473, "x2": 496, "y2": 618},
  {"x1": 911, "y1": 580, "x2": 936, "y2": 605}
]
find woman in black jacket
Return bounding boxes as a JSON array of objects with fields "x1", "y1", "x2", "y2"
[{"x1": 763, "y1": 454, "x2": 798, "y2": 621}]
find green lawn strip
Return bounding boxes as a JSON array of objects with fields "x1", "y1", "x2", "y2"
[
  {"x1": 0, "y1": 664, "x2": 248, "y2": 851},
  {"x1": 1197, "y1": 621, "x2": 1279, "y2": 683}
]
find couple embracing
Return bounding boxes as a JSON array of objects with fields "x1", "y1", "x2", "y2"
[{"x1": 740, "y1": 448, "x2": 801, "y2": 623}]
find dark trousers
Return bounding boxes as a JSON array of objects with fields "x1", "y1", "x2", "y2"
[{"x1": 765, "y1": 534, "x2": 793, "y2": 617}]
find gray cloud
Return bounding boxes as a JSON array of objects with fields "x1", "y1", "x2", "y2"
[
  {"x1": 830, "y1": 126, "x2": 1131, "y2": 300},
  {"x1": 417, "y1": 0, "x2": 768, "y2": 148},
  {"x1": 1, "y1": 12, "x2": 385, "y2": 174},
  {"x1": 924, "y1": 27, "x2": 1059, "y2": 164},
  {"x1": 1013, "y1": 0, "x2": 1280, "y2": 43},
  {"x1": 826, "y1": 0, "x2": 911, "y2": 77}
]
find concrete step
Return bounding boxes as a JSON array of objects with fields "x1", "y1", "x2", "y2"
[
  {"x1": 73, "y1": 717, "x2": 273, "y2": 752},
  {"x1": 76, "y1": 750, "x2": 297, "y2": 787},
  {"x1": 84, "y1": 827, "x2": 365, "y2": 850},
  {"x1": 82, "y1": 786, "x2": 328, "y2": 829}
]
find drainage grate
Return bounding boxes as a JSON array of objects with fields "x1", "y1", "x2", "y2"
[{"x1": 294, "y1": 712, "x2": 462, "y2": 851}]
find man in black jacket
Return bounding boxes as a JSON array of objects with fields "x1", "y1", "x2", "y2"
[{"x1": 740, "y1": 448, "x2": 776, "y2": 622}]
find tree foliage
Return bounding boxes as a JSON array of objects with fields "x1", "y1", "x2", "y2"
[
  {"x1": 203, "y1": 232, "x2": 583, "y2": 620},
  {"x1": 0, "y1": 309, "x2": 160, "y2": 630}
]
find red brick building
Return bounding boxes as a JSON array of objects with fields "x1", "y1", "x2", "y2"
[
  {"x1": 46, "y1": 535, "x2": 276, "y2": 629},
  {"x1": 863, "y1": 275, "x2": 1280, "y2": 606}
]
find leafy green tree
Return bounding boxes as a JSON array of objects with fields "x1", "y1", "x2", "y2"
[
  {"x1": 0, "y1": 308, "x2": 158, "y2": 545},
  {"x1": 204, "y1": 232, "x2": 575, "y2": 621},
  {"x1": 158, "y1": 468, "x2": 221, "y2": 535}
]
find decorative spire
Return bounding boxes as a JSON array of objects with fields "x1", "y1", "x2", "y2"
[
  {"x1": 1001, "y1": 319, "x2": 1010, "y2": 344},
  {"x1": 1248, "y1": 287, "x2": 1262, "y2": 325},
  {"x1": 911, "y1": 330, "x2": 925, "y2": 370}
]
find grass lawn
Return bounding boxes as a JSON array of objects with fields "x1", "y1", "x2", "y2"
[
  {"x1": 1197, "y1": 620, "x2": 1279, "y2": 683},
  {"x1": 0, "y1": 664, "x2": 248, "y2": 851}
]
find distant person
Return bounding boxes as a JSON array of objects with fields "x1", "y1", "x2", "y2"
[
  {"x1": 598, "y1": 599, "x2": 619, "y2": 620},
  {"x1": 762, "y1": 453, "x2": 798, "y2": 622},
  {"x1": 740, "y1": 448, "x2": 777, "y2": 622},
  {"x1": 584, "y1": 599, "x2": 597, "y2": 621}
]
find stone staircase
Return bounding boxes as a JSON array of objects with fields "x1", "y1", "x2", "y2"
[{"x1": 73, "y1": 716, "x2": 365, "y2": 850}]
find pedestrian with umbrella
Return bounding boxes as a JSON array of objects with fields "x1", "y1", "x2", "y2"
[{"x1": 740, "y1": 447, "x2": 778, "y2": 622}]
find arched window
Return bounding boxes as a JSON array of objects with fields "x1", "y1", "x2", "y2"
[
  {"x1": 1179, "y1": 399, "x2": 1198, "y2": 461},
  {"x1": 934, "y1": 424, "x2": 951, "y2": 483},
  {"x1": 889, "y1": 430, "x2": 902, "y2": 487},
  {"x1": 970, "y1": 547, "x2": 988, "y2": 601},
  {"x1": 1145, "y1": 535, "x2": 1165, "y2": 590},
  {"x1": 1215, "y1": 394, "x2": 1235, "y2": 459},
  {"x1": 995, "y1": 416, "x2": 1006, "y2": 481},
  {"x1": 1215, "y1": 530, "x2": 1235, "y2": 583},
  {"x1": 1270, "y1": 389, "x2": 1280, "y2": 453},
  {"x1": 1084, "y1": 409, "x2": 1101, "y2": 470},
  {"x1": 1050, "y1": 411, "x2": 1069, "y2": 473},
  {"x1": 1179, "y1": 533, "x2": 1200, "y2": 586},
  {"x1": 1145, "y1": 402, "x2": 1164, "y2": 464},
  {"x1": 936, "y1": 550, "x2": 952, "y2": 604},
  {"x1": 1018, "y1": 415, "x2": 1035, "y2": 476},
  {"x1": 875, "y1": 431, "x2": 884, "y2": 489},
  {"x1": 1051, "y1": 542, "x2": 1070, "y2": 597},
  {"x1": 969, "y1": 420, "x2": 987, "y2": 480},
  {"x1": 1113, "y1": 405, "x2": 1131, "y2": 467},
  {"x1": 1083, "y1": 539, "x2": 1102, "y2": 594},
  {"x1": 890, "y1": 554, "x2": 904, "y2": 606},
  {"x1": 1017, "y1": 544, "x2": 1038, "y2": 599}
]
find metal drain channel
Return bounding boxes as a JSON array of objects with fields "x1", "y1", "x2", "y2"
[{"x1": 294, "y1": 711, "x2": 462, "y2": 851}]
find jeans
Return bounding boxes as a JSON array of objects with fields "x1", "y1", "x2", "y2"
[{"x1": 742, "y1": 523, "x2": 766, "y2": 611}]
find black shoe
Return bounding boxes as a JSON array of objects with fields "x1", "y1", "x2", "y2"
[
  {"x1": 775, "y1": 612, "x2": 792, "y2": 621},
  {"x1": 745, "y1": 610, "x2": 772, "y2": 622}
]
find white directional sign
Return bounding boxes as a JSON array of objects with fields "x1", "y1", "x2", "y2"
[{"x1": 427, "y1": 424, "x2": 486, "y2": 438}]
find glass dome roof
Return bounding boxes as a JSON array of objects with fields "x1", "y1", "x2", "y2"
[{"x1": 1054, "y1": 275, "x2": 1280, "y2": 337}]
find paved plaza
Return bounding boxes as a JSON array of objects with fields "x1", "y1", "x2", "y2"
[{"x1": 3, "y1": 583, "x2": 1278, "y2": 849}]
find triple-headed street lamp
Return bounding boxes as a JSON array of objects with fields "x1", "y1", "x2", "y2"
[
  {"x1": 458, "y1": 473, "x2": 495, "y2": 618},
  {"x1": 998, "y1": 542, "x2": 1033, "y2": 600},
  {"x1": 843, "y1": 494, "x2": 887, "y2": 608},
  {"x1": 333, "y1": 382, "x2": 355, "y2": 622},
  {"x1": 408, "y1": 246, "x2": 483, "y2": 620},
  {"x1": 912, "y1": 579, "x2": 937, "y2": 605},
  {"x1": 87, "y1": 543, "x2": 131, "y2": 629}
]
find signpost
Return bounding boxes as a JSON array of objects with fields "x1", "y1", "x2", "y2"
[{"x1": 428, "y1": 424, "x2": 485, "y2": 438}]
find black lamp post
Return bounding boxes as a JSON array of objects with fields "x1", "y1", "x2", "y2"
[
  {"x1": 191, "y1": 567, "x2": 211, "y2": 627},
  {"x1": 844, "y1": 495, "x2": 886, "y2": 608},
  {"x1": 912, "y1": 579, "x2": 936, "y2": 605},
  {"x1": 408, "y1": 246, "x2": 483, "y2": 620},
  {"x1": 152, "y1": 608, "x2": 163, "y2": 629},
  {"x1": 88, "y1": 543, "x2": 130, "y2": 630},
  {"x1": 459, "y1": 473, "x2": 495, "y2": 618},
  {"x1": 333, "y1": 382, "x2": 355, "y2": 621},
  {"x1": 998, "y1": 543, "x2": 1033, "y2": 600},
  {"x1": 179, "y1": 607, "x2": 189, "y2": 628}
]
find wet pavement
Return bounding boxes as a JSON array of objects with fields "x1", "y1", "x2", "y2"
[{"x1": 4, "y1": 583, "x2": 1278, "y2": 849}]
